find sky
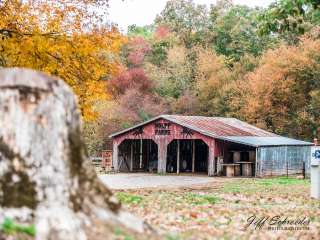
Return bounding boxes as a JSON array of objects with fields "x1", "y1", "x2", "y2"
[{"x1": 108, "y1": 0, "x2": 275, "y2": 32}]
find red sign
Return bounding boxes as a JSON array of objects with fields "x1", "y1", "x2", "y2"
[{"x1": 102, "y1": 150, "x2": 112, "y2": 170}]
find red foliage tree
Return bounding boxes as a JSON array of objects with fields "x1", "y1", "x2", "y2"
[
  {"x1": 155, "y1": 26, "x2": 170, "y2": 39},
  {"x1": 109, "y1": 67, "x2": 153, "y2": 96},
  {"x1": 127, "y1": 37, "x2": 151, "y2": 66}
]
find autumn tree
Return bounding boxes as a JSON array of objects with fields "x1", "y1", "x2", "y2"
[
  {"x1": 87, "y1": 33, "x2": 171, "y2": 153},
  {"x1": 146, "y1": 26, "x2": 173, "y2": 67},
  {"x1": 170, "y1": 89, "x2": 201, "y2": 115},
  {"x1": 236, "y1": 32, "x2": 320, "y2": 140},
  {"x1": 194, "y1": 47, "x2": 234, "y2": 116},
  {"x1": 146, "y1": 44, "x2": 193, "y2": 99},
  {"x1": 0, "y1": 0, "x2": 125, "y2": 121},
  {"x1": 109, "y1": 67, "x2": 153, "y2": 96},
  {"x1": 125, "y1": 36, "x2": 151, "y2": 67}
]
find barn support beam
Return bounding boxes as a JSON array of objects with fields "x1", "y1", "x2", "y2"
[
  {"x1": 255, "y1": 148, "x2": 258, "y2": 177},
  {"x1": 157, "y1": 140, "x2": 168, "y2": 174},
  {"x1": 208, "y1": 141, "x2": 215, "y2": 177},
  {"x1": 130, "y1": 141, "x2": 133, "y2": 172},
  {"x1": 139, "y1": 138, "x2": 143, "y2": 169},
  {"x1": 192, "y1": 139, "x2": 195, "y2": 173},
  {"x1": 177, "y1": 140, "x2": 180, "y2": 174},
  {"x1": 112, "y1": 142, "x2": 119, "y2": 172},
  {"x1": 147, "y1": 140, "x2": 150, "y2": 170}
]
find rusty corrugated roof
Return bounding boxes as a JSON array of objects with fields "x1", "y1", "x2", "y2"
[
  {"x1": 109, "y1": 114, "x2": 276, "y2": 138},
  {"x1": 164, "y1": 115, "x2": 276, "y2": 137}
]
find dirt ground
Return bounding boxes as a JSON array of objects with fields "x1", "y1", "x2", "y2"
[
  {"x1": 108, "y1": 176, "x2": 320, "y2": 240},
  {"x1": 99, "y1": 173, "x2": 218, "y2": 189}
]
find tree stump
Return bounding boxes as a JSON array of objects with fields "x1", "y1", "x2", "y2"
[{"x1": 0, "y1": 68, "x2": 149, "y2": 240}]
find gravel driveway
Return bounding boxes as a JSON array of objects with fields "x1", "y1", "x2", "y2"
[{"x1": 99, "y1": 173, "x2": 217, "y2": 189}]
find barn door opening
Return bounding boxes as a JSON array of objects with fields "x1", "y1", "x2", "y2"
[
  {"x1": 166, "y1": 139, "x2": 208, "y2": 173},
  {"x1": 195, "y1": 140, "x2": 208, "y2": 172},
  {"x1": 118, "y1": 139, "x2": 158, "y2": 172}
]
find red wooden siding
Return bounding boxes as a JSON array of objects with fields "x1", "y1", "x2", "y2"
[{"x1": 112, "y1": 118, "x2": 217, "y2": 175}]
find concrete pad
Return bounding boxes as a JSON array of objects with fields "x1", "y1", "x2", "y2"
[{"x1": 99, "y1": 173, "x2": 217, "y2": 190}]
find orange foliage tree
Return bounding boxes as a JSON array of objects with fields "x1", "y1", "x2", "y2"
[
  {"x1": 195, "y1": 48, "x2": 233, "y2": 116},
  {"x1": 0, "y1": 0, "x2": 125, "y2": 121},
  {"x1": 236, "y1": 34, "x2": 320, "y2": 139}
]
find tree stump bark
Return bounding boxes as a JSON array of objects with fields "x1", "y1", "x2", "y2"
[{"x1": 0, "y1": 68, "x2": 149, "y2": 240}]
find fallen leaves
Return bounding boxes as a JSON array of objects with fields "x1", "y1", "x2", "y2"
[{"x1": 115, "y1": 177, "x2": 320, "y2": 239}]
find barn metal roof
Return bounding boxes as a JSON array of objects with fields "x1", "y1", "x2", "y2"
[
  {"x1": 164, "y1": 115, "x2": 276, "y2": 137},
  {"x1": 222, "y1": 136, "x2": 313, "y2": 147},
  {"x1": 109, "y1": 115, "x2": 313, "y2": 147}
]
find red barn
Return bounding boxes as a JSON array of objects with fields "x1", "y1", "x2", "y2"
[{"x1": 109, "y1": 115, "x2": 312, "y2": 177}]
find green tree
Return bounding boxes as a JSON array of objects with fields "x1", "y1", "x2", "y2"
[
  {"x1": 258, "y1": 0, "x2": 320, "y2": 43},
  {"x1": 155, "y1": 0, "x2": 209, "y2": 48},
  {"x1": 127, "y1": 24, "x2": 154, "y2": 39},
  {"x1": 210, "y1": 4, "x2": 275, "y2": 63}
]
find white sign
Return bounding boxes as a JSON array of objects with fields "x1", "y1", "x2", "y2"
[
  {"x1": 311, "y1": 146, "x2": 320, "y2": 166},
  {"x1": 311, "y1": 146, "x2": 320, "y2": 199}
]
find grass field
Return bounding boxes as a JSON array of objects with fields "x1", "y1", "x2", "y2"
[
  {"x1": 1, "y1": 177, "x2": 318, "y2": 240},
  {"x1": 115, "y1": 177, "x2": 320, "y2": 240}
]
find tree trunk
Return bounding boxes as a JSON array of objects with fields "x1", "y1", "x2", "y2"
[{"x1": 0, "y1": 68, "x2": 151, "y2": 240}]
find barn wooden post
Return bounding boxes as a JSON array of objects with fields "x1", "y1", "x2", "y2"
[
  {"x1": 192, "y1": 139, "x2": 195, "y2": 173},
  {"x1": 157, "y1": 139, "x2": 168, "y2": 174},
  {"x1": 177, "y1": 140, "x2": 180, "y2": 174},
  {"x1": 130, "y1": 141, "x2": 134, "y2": 172},
  {"x1": 113, "y1": 141, "x2": 119, "y2": 172},
  {"x1": 147, "y1": 140, "x2": 150, "y2": 169},
  {"x1": 255, "y1": 148, "x2": 258, "y2": 177},
  {"x1": 139, "y1": 138, "x2": 143, "y2": 169},
  {"x1": 208, "y1": 140, "x2": 215, "y2": 176}
]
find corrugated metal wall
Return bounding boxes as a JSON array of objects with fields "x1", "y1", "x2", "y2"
[{"x1": 256, "y1": 146, "x2": 311, "y2": 177}]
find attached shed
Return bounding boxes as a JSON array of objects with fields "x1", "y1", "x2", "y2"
[{"x1": 109, "y1": 115, "x2": 313, "y2": 177}]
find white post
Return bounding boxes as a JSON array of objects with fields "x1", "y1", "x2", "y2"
[
  {"x1": 177, "y1": 140, "x2": 180, "y2": 174},
  {"x1": 208, "y1": 141, "x2": 215, "y2": 176},
  {"x1": 311, "y1": 146, "x2": 320, "y2": 199},
  {"x1": 112, "y1": 142, "x2": 119, "y2": 172},
  {"x1": 130, "y1": 141, "x2": 133, "y2": 172},
  {"x1": 192, "y1": 140, "x2": 195, "y2": 173}
]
